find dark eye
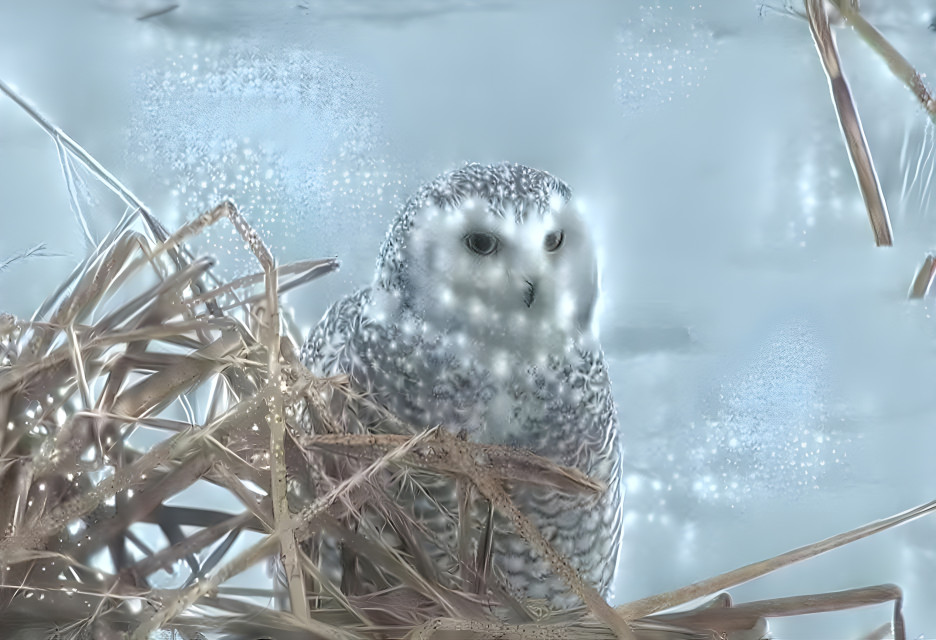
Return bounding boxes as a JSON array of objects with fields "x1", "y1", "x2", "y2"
[
  {"x1": 465, "y1": 232, "x2": 499, "y2": 256},
  {"x1": 544, "y1": 230, "x2": 564, "y2": 252}
]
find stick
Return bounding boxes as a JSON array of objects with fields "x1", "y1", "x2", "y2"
[
  {"x1": 805, "y1": 0, "x2": 893, "y2": 246},
  {"x1": 828, "y1": 0, "x2": 936, "y2": 122},
  {"x1": 908, "y1": 254, "x2": 936, "y2": 299},
  {"x1": 616, "y1": 498, "x2": 936, "y2": 620}
]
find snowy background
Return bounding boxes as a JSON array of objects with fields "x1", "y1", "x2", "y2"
[{"x1": 2, "y1": 1, "x2": 936, "y2": 636}]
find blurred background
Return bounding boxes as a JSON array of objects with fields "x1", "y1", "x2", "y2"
[{"x1": 1, "y1": 1, "x2": 935, "y2": 636}]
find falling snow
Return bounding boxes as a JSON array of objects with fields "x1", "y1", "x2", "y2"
[
  {"x1": 615, "y1": 3, "x2": 714, "y2": 112},
  {"x1": 130, "y1": 43, "x2": 407, "y2": 279}
]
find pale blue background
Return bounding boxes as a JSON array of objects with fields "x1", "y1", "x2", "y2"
[{"x1": 1, "y1": 1, "x2": 935, "y2": 636}]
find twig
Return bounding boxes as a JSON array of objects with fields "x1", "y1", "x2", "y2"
[
  {"x1": 828, "y1": 0, "x2": 936, "y2": 122},
  {"x1": 307, "y1": 431, "x2": 603, "y2": 495},
  {"x1": 55, "y1": 138, "x2": 95, "y2": 248},
  {"x1": 418, "y1": 428, "x2": 635, "y2": 640},
  {"x1": 129, "y1": 426, "x2": 439, "y2": 639},
  {"x1": 804, "y1": 0, "x2": 893, "y2": 246},
  {"x1": 0, "y1": 387, "x2": 261, "y2": 560},
  {"x1": 649, "y1": 583, "x2": 903, "y2": 623},
  {"x1": 0, "y1": 244, "x2": 57, "y2": 272},
  {"x1": 615, "y1": 498, "x2": 936, "y2": 621},
  {"x1": 189, "y1": 258, "x2": 340, "y2": 308},
  {"x1": 0, "y1": 78, "x2": 149, "y2": 217},
  {"x1": 908, "y1": 253, "x2": 936, "y2": 298},
  {"x1": 252, "y1": 208, "x2": 309, "y2": 622}
]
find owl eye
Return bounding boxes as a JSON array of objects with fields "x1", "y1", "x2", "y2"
[
  {"x1": 465, "y1": 232, "x2": 499, "y2": 256},
  {"x1": 544, "y1": 230, "x2": 564, "y2": 252}
]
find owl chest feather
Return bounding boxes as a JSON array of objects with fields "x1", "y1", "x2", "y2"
[
  {"x1": 353, "y1": 307, "x2": 621, "y2": 601},
  {"x1": 348, "y1": 304, "x2": 612, "y2": 474}
]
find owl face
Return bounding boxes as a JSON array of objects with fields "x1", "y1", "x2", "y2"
[{"x1": 372, "y1": 164, "x2": 599, "y2": 359}]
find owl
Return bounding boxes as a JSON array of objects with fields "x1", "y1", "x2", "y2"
[{"x1": 302, "y1": 162, "x2": 622, "y2": 608}]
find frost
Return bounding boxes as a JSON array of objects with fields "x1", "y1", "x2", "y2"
[
  {"x1": 130, "y1": 44, "x2": 407, "y2": 279},
  {"x1": 898, "y1": 118, "x2": 936, "y2": 214},
  {"x1": 615, "y1": 321, "x2": 849, "y2": 512},
  {"x1": 615, "y1": 3, "x2": 714, "y2": 112},
  {"x1": 692, "y1": 321, "x2": 845, "y2": 504}
]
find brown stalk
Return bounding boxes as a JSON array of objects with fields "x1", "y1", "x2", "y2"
[
  {"x1": 828, "y1": 0, "x2": 936, "y2": 122},
  {"x1": 615, "y1": 498, "x2": 936, "y2": 622},
  {"x1": 129, "y1": 425, "x2": 439, "y2": 639},
  {"x1": 0, "y1": 393, "x2": 266, "y2": 560},
  {"x1": 307, "y1": 431, "x2": 603, "y2": 496},
  {"x1": 908, "y1": 254, "x2": 936, "y2": 299},
  {"x1": 212, "y1": 196, "x2": 313, "y2": 624},
  {"x1": 805, "y1": 0, "x2": 893, "y2": 246},
  {"x1": 650, "y1": 584, "x2": 903, "y2": 630}
]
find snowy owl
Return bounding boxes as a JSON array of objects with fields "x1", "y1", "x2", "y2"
[{"x1": 302, "y1": 162, "x2": 622, "y2": 607}]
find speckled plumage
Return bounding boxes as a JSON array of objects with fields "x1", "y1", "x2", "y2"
[{"x1": 302, "y1": 162, "x2": 623, "y2": 607}]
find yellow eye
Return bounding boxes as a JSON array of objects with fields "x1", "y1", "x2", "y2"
[
  {"x1": 544, "y1": 230, "x2": 564, "y2": 252},
  {"x1": 465, "y1": 232, "x2": 499, "y2": 256}
]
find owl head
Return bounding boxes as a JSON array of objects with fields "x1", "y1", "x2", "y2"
[{"x1": 372, "y1": 163, "x2": 600, "y2": 354}]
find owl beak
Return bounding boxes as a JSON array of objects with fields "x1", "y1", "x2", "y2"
[{"x1": 523, "y1": 279, "x2": 536, "y2": 308}]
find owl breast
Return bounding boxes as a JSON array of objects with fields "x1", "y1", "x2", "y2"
[{"x1": 303, "y1": 286, "x2": 623, "y2": 606}]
